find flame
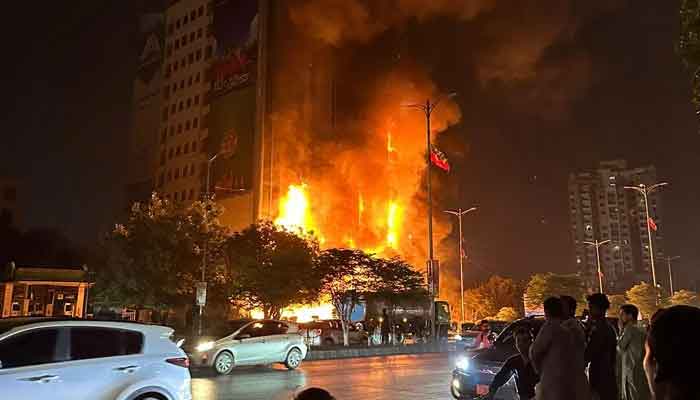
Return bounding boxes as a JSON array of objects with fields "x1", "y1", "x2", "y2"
[
  {"x1": 250, "y1": 309, "x2": 264, "y2": 320},
  {"x1": 281, "y1": 301, "x2": 335, "y2": 323},
  {"x1": 386, "y1": 201, "x2": 402, "y2": 249},
  {"x1": 275, "y1": 184, "x2": 314, "y2": 231},
  {"x1": 387, "y1": 130, "x2": 395, "y2": 153}
]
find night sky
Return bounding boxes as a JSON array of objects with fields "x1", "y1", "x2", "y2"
[{"x1": 1, "y1": 1, "x2": 698, "y2": 287}]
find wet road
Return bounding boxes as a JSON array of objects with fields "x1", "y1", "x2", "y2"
[{"x1": 191, "y1": 353, "x2": 458, "y2": 400}]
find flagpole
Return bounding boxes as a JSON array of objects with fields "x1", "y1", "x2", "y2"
[
  {"x1": 624, "y1": 182, "x2": 668, "y2": 289},
  {"x1": 584, "y1": 239, "x2": 611, "y2": 293},
  {"x1": 406, "y1": 92, "x2": 456, "y2": 342},
  {"x1": 444, "y1": 207, "x2": 477, "y2": 326}
]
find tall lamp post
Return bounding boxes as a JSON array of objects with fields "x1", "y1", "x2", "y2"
[
  {"x1": 624, "y1": 182, "x2": 668, "y2": 288},
  {"x1": 659, "y1": 255, "x2": 680, "y2": 296},
  {"x1": 583, "y1": 239, "x2": 611, "y2": 293},
  {"x1": 405, "y1": 91, "x2": 456, "y2": 342},
  {"x1": 444, "y1": 207, "x2": 477, "y2": 327},
  {"x1": 197, "y1": 153, "x2": 219, "y2": 336}
]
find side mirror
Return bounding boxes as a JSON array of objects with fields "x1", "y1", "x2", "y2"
[{"x1": 237, "y1": 334, "x2": 251, "y2": 340}]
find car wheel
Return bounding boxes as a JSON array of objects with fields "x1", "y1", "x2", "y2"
[
  {"x1": 213, "y1": 351, "x2": 235, "y2": 375},
  {"x1": 323, "y1": 338, "x2": 334, "y2": 346},
  {"x1": 284, "y1": 348, "x2": 303, "y2": 370}
]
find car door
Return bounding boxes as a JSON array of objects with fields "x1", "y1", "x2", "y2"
[
  {"x1": 52, "y1": 326, "x2": 145, "y2": 400},
  {"x1": 0, "y1": 327, "x2": 72, "y2": 400},
  {"x1": 233, "y1": 321, "x2": 269, "y2": 365},
  {"x1": 260, "y1": 322, "x2": 292, "y2": 362}
]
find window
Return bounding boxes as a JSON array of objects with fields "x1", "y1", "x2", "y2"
[
  {"x1": 175, "y1": 168, "x2": 180, "y2": 179},
  {"x1": 182, "y1": 35, "x2": 187, "y2": 46},
  {"x1": 183, "y1": 15, "x2": 188, "y2": 25},
  {"x1": 174, "y1": 192, "x2": 179, "y2": 201},
  {"x1": 185, "y1": 121, "x2": 191, "y2": 130},
  {"x1": 187, "y1": 98, "x2": 192, "y2": 108},
  {"x1": 176, "y1": 145, "x2": 182, "y2": 156},
  {"x1": 175, "y1": 39, "x2": 180, "y2": 49},
  {"x1": 194, "y1": 95, "x2": 200, "y2": 105},
  {"x1": 170, "y1": 126, "x2": 175, "y2": 137},
  {"x1": 190, "y1": 163, "x2": 196, "y2": 175},
  {"x1": 167, "y1": 170, "x2": 172, "y2": 181},
  {"x1": 198, "y1": 28, "x2": 203, "y2": 38},
  {"x1": 169, "y1": 148, "x2": 174, "y2": 159},
  {"x1": 199, "y1": 6, "x2": 204, "y2": 17},
  {"x1": 205, "y1": 45, "x2": 213, "y2": 59},
  {"x1": 192, "y1": 141, "x2": 198, "y2": 152},
  {"x1": 179, "y1": 101, "x2": 183, "y2": 111},
  {"x1": 193, "y1": 117, "x2": 199, "y2": 128},
  {"x1": 184, "y1": 143, "x2": 190, "y2": 153},
  {"x1": 183, "y1": 165, "x2": 188, "y2": 176},
  {"x1": 170, "y1": 104, "x2": 176, "y2": 114},
  {"x1": 161, "y1": 129, "x2": 167, "y2": 143},
  {"x1": 190, "y1": 32, "x2": 195, "y2": 42},
  {"x1": 181, "y1": 190, "x2": 187, "y2": 200},
  {"x1": 238, "y1": 321, "x2": 268, "y2": 338},
  {"x1": 191, "y1": 10, "x2": 196, "y2": 20},
  {"x1": 160, "y1": 150, "x2": 166, "y2": 165},
  {"x1": 178, "y1": 123, "x2": 182, "y2": 134},
  {"x1": 180, "y1": 59, "x2": 185, "y2": 68},
  {"x1": 188, "y1": 76, "x2": 193, "y2": 86},
  {"x1": 0, "y1": 328, "x2": 65, "y2": 368},
  {"x1": 196, "y1": 49, "x2": 202, "y2": 61},
  {"x1": 70, "y1": 328, "x2": 142, "y2": 360},
  {"x1": 188, "y1": 53, "x2": 194, "y2": 64},
  {"x1": 196, "y1": 72, "x2": 201, "y2": 82}
]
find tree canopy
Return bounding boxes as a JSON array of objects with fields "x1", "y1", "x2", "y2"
[
  {"x1": 670, "y1": 289, "x2": 700, "y2": 307},
  {"x1": 225, "y1": 221, "x2": 320, "y2": 319},
  {"x1": 524, "y1": 273, "x2": 585, "y2": 311},
  {"x1": 463, "y1": 275, "x2": 522, "y2": 321},
  {"x1": 626, "y1": 282, "x2": 666, "y2": 320}
]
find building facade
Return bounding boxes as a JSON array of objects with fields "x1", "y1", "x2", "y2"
[{"x1": 569, "y1": 160, "x2": 665, "y2": 293}]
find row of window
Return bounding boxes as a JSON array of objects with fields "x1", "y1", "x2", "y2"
[
  {"x1": 167, "y1": 27, "x2": 208, "y2": 57},
  {"x1": 164, "y1": 46, "x2": 211, "y2": 78},
  {"x1": 163, "y1": 188, "x2": 198, "y2": 203},
  {"x1": 164, "y1": 72, "x2": 202, "y2": 99},
  {"x1": 164, "y1": 95, "x2": 201, "y2": 119},
  {"x1": 160, "y1": 162, "x2": 198, "y2": 185},
  {"x1": 161, "y1": 141, "x2": 200, "y2": 165},
  {"x1": 167, "y1": 4, "x2": 209, "y2": 35},
  {"x1": 162, "y1": 118, "x2": 200, "y2": 143}
]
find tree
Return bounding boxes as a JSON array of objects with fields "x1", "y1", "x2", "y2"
[
  {"x1": 462, "y1": 275, "x2": 522, "y2": 321},
  {"x1": 315, "y1": 248, "x2": 378, "y2": 346},
  {"x1": 607, "y1": 294, "x2": 627, "y2": 317},
  {"x1": 96, "y1": 194, "x2": 229, "y2": 312},
  {"x1": 679, "y1": 1, "x2": 700, "y2": 116},
  {"x1": 626, "y1": 282, "x2": 665, "y2": 321},
  {"x1": 225, "y1": 221, "x2": 320, "y2": 319},
  {"x1": 524, "y1": 273, "x2": 586, "y2": 312},
  {"x1": 493, "y1": 307, "x2": 519, "y2": 322},
  {"x1": 670, "y1": 289, "x2": 700, "y2": 307}
]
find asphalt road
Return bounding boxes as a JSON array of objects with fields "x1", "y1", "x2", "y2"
[{"x1": 191, "y1": 352, "x2": 458, "y2": 400}]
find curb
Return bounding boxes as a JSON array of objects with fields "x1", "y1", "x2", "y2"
[{"x1": 305, "y1": 343, "x2": 453, "y2": 361}]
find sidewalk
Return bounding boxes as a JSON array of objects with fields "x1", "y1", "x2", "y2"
[{"x1": 305, "y1": 342, "x2": 454, "y2": 361}]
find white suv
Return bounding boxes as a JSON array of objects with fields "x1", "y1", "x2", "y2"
[{"x1": 0, "y1": 318, "x2": 192, "y2": 400}]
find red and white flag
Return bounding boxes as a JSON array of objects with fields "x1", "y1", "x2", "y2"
[
  {"x1": 648, "y1": 217, "x2": 658, "y2": 232},
  {"x1": 430, "y1": 145, "x2": 450, "y2": 172}
]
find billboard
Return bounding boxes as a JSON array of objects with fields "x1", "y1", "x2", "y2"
[{"x1": 207, "y1": 0, "x2": 259, "y2": 197}]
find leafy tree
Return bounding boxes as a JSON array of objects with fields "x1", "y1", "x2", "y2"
[
  {"x1": 493, "y1": 307, "x2": 520, "y2": 322},
  {"x1": 607, "y1": 294, "x2": 627, "y2": 317},
  {"x1": 96, "y1": 194, "x2": 229, "y2": 312},
  {"x1": 626, "y1": 282, "x2": 666, "y2": 321},
  {"x1": 463, "y1": 275, "x2": 522, "y2": 321},
  {"x1": 524, "y1": 273, "x2": 585, "y2": 311},
  {"x1": 315, "y1": 248, "x2": 378, "y2": 346},
  {"x1": 670, "y1": 289, "x2": 700, "y2": 307},
  {"x1": 225, "y1": 221, "x2": 320, "y2": 319},
  {"x1": 679, "y1": 1, "x2": 700, "y2": 115}
]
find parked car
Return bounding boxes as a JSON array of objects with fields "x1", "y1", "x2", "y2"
[
  {"x1": 451, "y1": 317, "x2": 545, "y2": 399},
  {"x1": 192, "y1": 319, "x2": 307, "y2": 375},
  {"x1": 299, "y1": 319, "x2": 367, "y2": 346},
  {"x1": 0, "y1": 317, "x2": 191, "y2": 400}
]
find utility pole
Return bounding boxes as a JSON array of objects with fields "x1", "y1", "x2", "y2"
[
  {"x1": 660, "y1": 255, "x2": 680, "y2": 296},
  {"x1": 583, "y1": 239, "x2": 611, "y2": 293},
  {"x1": 197, "y1": 153, "x2": 219, "y2": 336},
  {"x1": 405, "y1": 92, "x2": 456, "y2": 342},
  {"x1": 444, "y1": 207, "x2": 477, "y2": 327},
  {"x1": 624, "y1": 182, "x2": 668, "y2": 288}
]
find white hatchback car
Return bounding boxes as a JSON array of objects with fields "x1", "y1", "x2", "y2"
[
  {"x1": 194, "y1": 319, "x2": 307, "y2": 375},
  {"x1": 0, "y1": 318, "x2": 192, "y2": 400}
]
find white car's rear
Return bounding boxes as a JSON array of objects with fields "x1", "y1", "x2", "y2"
[{"x1": 0, "y1": 318, "x2": 192, "y2": 400}]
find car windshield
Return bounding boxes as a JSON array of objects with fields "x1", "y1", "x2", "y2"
[
  {"x1": 495, "y1": 319, "x2": 544, "y2": 345},
  {"x1": 209, "y1": 320, "x2": 251, "y2": 338}
]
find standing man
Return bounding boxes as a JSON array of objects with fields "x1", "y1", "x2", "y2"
[
  {"x1": 530, "y1": 297, "x2": 577, "y2": 400},
  {"x1": 380, "y1": 309, "x2": 390, "y2": 345},
  {"x1": 618, "y1": 304, "x2": 651, "y2": 400},
  {"x1": 560, "y1": 295, "x2": 591, "y2": 400},
  {"x1": 585, "y1": 293, "x2": 618, "y2": 400},
  {"x1": 482, "y1": 326, "x2": 539, "y2": 400}
]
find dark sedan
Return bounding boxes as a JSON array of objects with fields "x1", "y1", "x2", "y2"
[{"x1": 451, "y1": 317, "x2": 545, "y2": 399}]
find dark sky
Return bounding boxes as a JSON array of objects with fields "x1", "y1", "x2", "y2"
[{"x1": 1, "y1": 1, "x2": 698, "y2": 287}]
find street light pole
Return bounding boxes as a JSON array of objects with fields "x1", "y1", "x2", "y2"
[
  {"x1": 406, "y1": 92, "x2": 456, "y2": 342},
  {"x1": 197, "y1": 153, "x2": 219, "y2": 336},
  {"x1": 660, "y1": 255, "x2": 680, "y2": 296},
  {"x1": 583, "y1": 239, "x2": 611, "y2": 293},
  {"x1": 624, "y1": 182, "x2": 668, "y2": 288},
  {"x1": 444, "y1": 207, "x2": 477, "y2": 327}
]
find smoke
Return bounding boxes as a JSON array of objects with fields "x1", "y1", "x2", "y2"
[{"x1": 268, "y1": 0, "x2": 622, "y2": 305}]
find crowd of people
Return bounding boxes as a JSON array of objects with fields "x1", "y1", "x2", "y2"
[{"x1": 483, "y1": 294, "x2": 700, "y2": 400}]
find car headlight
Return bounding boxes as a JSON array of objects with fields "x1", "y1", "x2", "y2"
[
  {"x1": 196, "y1": 341, "x2": 215, "y2": 352},
  {"x1": 456, "y1": 357, "x2": 470, "y2": 370}
]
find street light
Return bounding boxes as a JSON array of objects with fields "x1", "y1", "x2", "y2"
[
  {"x1": 196, "y1": 153, "x2": 220, "y2": 336},
  {"x1": 659, "y1": 255, "x2": 680, "y2": 296},
  {"x1": 583, "y1": 239, "x2": 611, "y2": 293},
  {"x1": 444, "y1": 207, "x2": 477, "y2": 327},
  {"x1": 405, "y1": 91, "x2": 456, "y2": 341},
  {"x1": 624, "y1": 182, "x2": 668, "y2": 288}
]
